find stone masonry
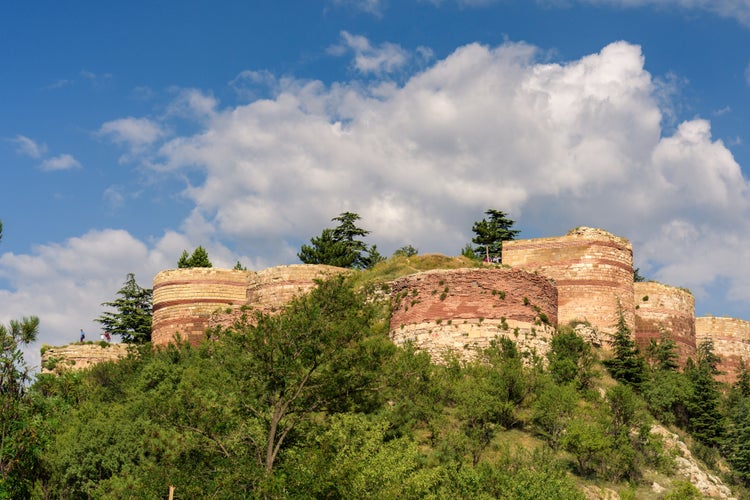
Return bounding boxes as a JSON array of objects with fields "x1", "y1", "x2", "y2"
[
  {"x1": 634, "y1": 281, "x2": 696, "y2": 365},
  {"x1": 696, "y1": 316, "x2": 750, "y2": 384},
  {"x1": 389, "y1": 268, "x2": 557, "y2": 361},
  {"x1": 503, "y1": 227, "x2": 635, "y2": 340}
]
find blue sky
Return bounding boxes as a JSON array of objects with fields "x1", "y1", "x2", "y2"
[{"x1": 2, "y1": 0, "x2": 750, "y2": 368}]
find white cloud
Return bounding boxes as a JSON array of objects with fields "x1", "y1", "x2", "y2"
[
  {"x1": 331, "y1": 31, "x2": 410, "y2": 75},
  {"x1": 329, "y1": 0, "x2": 385, "y2": 16},
  {"x1": 8, "y1": 135, "x2": 47, "y2": 159},
  {"x1": 40, "y1": 154, "x2": 81, "y2": 171},
  {"x1": 166, "y1": 88, "x2": 218, "y2": 121},
  {"x1": 99, "y1": 117, "x2": 166, "y2": 150},
  {"x1": 578, "y1": 0, "x2": 750, "y2": 26}
]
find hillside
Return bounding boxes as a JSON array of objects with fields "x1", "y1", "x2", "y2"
[{"x1": 15, "y1": 261, "x2": 750, "y2": 498}]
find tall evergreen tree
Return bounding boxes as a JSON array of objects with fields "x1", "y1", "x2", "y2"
[
  {"x1": 645, "y1": 330, "x2": 679, "y2": 372},
  {"x1": 603, "y1": 305, "x2": 646, "y2": 388},
  {"x1": 95, "y1": 273, "x2": 153, "y2": 343},
  {"x1": 298, "y1": 212, "x2": 381, "y2": 269},
  {"x1": 686, "y1": 340, "x2": 725, "y2": 447},
  {"x1": 471, "y1": 209, "x2": 520, "y2": 262}
]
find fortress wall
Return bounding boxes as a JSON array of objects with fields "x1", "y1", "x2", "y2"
[
  {"x1": 389, "y1": 268, "x2": 557, "y2": 361},
  {"x1": 246, "y1": 264, "x2": 348, "y2": 312},
  {"x1": 41, "y1": 343, "x2": 131, "y2": 374},
  {"x1": 152, "y1": 268, "x2": 252, "y2": 347},
  {"x1": 696, "y1": 316, "x2": 750, "y2": 384},
  {"x1": 503, "y1": 227, "x2": 634, "y2": 340},
  {"x1": 634, "y1": 282, "x2": 696, "y2": 365}
]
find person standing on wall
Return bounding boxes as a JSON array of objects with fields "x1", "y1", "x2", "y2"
[{"x1": 79, "y1": 329, "x2": 85, "y2": 342}]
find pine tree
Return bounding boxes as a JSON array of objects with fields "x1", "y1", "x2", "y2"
[
  {"x1": 177, "y1": 246, "x2": 212, "y2": 268},
  {"x1": 686, "y1": 340, "x2": 725, "y2": 447},
  {"x1": 603, "y1": 305, "x2": 646, "y2": 388},
  {"x1": 95, "y1": 273, "x2": 153, "y2": 343},
  {"x1": 471, "y1": 209, "x2": 520, "y2": 262},
  {"x1": 298, "y1": 212, "x2": 380, "y2": 269}
]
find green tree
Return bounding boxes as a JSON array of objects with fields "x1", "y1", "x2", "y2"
[
  {"x1": 95, "y1": 273, "x2": 153, "y2": 343},
  {"x1": 208, "y1": 275, "x2": 394, "y2": 474},
  {"x1": 471, "y1": 209, "x2": 520, "y2": 262},
  {"x1": 233, "y1": 260, "x2": 247, "y2": 271},
  {"x1": 393, "y1": 245, "x2": 418, "y2": 257},
  {"x1": 0, "y1": 220, "x2": 42, "y2": 497},
  {"x1": 177, "y1": 246, "x2": 212, "y2": 268},
  {"x1": 547, "y1": 327, "x2": 597, "y2": 390},
  {"x1": 298, "y1": 212, "x2": 381, "y2": 269},
  {"x1": 645, "y1": 330, "x2": 679, "y2": 372},
  {"x1": 686, "y1": 341, "x2": 725, "y2": 447},
  {"x1": 603, "y1": 305, "x2": 646, "y2": 389}
]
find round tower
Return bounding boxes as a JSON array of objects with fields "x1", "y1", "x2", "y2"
[
  {"x1": 152, "y1": 268, "x2": 252, "y2": 347},
  {"x1": 246, "y1": 264, "x2": 348, "y2": 312},
  {"x1": 695, "y1": 316, "x2": 750, "y2": 384},
  {"x1": 633, "y1": 282, "x2": 696, "y2": 365},
  {"x1": 503, "y1": 227, "x2": 634, "y2": 340},
  {"x1": 389, "y1": 268, "x2": 557, "y2": 361}
]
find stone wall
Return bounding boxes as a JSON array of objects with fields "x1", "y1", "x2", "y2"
[
  {"x1": 41, "y1": 343, "x2": 131, "y2": 374},
  {"x1": 246, "y1": 264, "x2": 348, "y2": 312},
  {"x1": 152, "y1": 268, "x2": 252, "y2": 346},
  {"x1": 389, "y1": 268, "x2": 557, "y2": 361},
  {"x1": 696, "y1": 316, "x2": 750, "y2": 384},
  {"x1": 634, "y1": 282, "x2": 696, "y2": 365},
  {"x1": 503, "y1": 227, "x2": 635, "y2": 340}
]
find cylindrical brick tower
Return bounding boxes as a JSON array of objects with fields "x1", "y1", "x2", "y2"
[
  {"x1": 246, "y1": 264, "x2": 348, "y2": 313},
  {"x1": 152, "y1": 268, "x2": 252, "y2": 347},
  {"x1": 695, "y1": 316, "x2": 750, "y2": 384},
  {"x1": 634, "y1": 282, "x2": 696, "y2": 365},
  {"x1": 389, "y1": 268, "x2": 557, "y2": 361},
  {"x1": 503, "y1": 227, "x2": 634, "y2": 340}
]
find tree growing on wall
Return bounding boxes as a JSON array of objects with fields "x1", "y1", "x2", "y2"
[
  {"x1": 298, "y1": 212, "x2": 383, "y2": 269},
  {"x1": 471, "y1": 209, "x2": 520, "y2": 262},
  {"x1": 95, "y1": 273, "x2": 153, "y2": 343},
  {"x1": 177, "y1": 246, "x2": 212, "y2": 268}
]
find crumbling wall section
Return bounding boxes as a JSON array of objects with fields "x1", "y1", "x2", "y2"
[
  {"x1": 41, "y1": 343, "x2": 131, "y2": 374},
  {"x1": 389, "y1": 268, "x2": 557, "y2": 361}
]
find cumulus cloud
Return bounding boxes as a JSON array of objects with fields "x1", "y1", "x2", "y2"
[
  {"x1": 8, "y1": 135, "x2": 47, "y2": 159},
  {"x1": 40, "y1": 154, "x2": 82, "y2": 171},
  {"x1": 330, "y1": 31, "x2": 411, "y2": 75},
  {"x1": 146, "y1": 39, "x2": 750, "y2": 315},
  {"x1": 99, "y1": 117, "x2": 166, "y2": 151}
]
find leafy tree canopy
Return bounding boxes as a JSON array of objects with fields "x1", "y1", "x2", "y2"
[
  {"x1": 95, "y1": 273, "x2": 153, "y2": 343},
  {"x1": 298, "y1": 212, "x2": 383, "y2": 269},
  {"x1": 177, "y1": 246, "x2": 212, "y2": 268},
  {"x1": 603, "y1": 305, "x2": 646, "y2": 389},
  {"x1": 471, "y1": 209, "x2": 520, "y2": 262}
]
